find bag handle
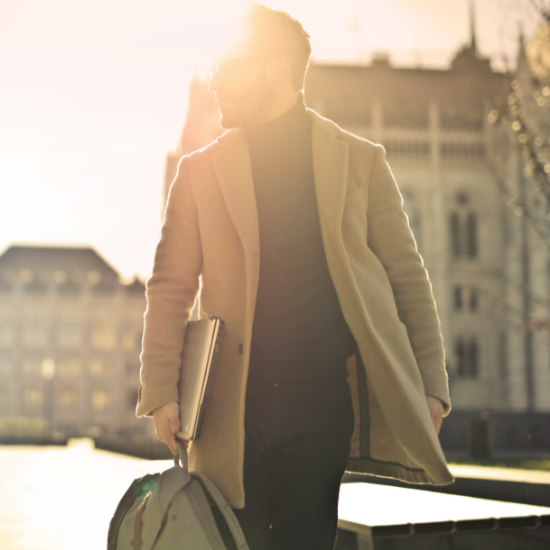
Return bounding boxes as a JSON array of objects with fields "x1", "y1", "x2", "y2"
[{"x1": 174, "y1": 438, "x2": 189, "y2": 471}]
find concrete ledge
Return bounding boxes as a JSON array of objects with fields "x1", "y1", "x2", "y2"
[{"x1": 343, "y1": 464, "x2": 550, "y2": 507}]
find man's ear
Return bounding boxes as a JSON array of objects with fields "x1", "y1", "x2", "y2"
[{"x1": 266, "y1": 56, "x2": 292, "y2": 86}]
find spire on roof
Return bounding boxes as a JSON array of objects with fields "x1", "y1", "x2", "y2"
[
  {"x1": 518, "y1": 20, "x2": 525, "y2": 48},
  {"x1": 469, "y1": 0, "x2": 477, "y2": 53}
]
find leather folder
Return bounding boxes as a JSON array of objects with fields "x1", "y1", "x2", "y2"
[{"x1": 176, "y1": 317, "x2": 225, "y2": 441}]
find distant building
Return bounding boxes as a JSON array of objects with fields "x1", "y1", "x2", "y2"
[
  {"x1": 0, "y1": 244, "x2": 148, "y2": 439},
  {"x1": 162, "y1": 23, "x2": 550, "y2": 412}
]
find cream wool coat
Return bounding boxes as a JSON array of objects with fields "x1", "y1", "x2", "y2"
[{"x1": 137, "y1": 108, "x2": 454, "y2": 509}]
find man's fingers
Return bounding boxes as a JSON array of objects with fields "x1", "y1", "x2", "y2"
[
  {"x1": 152, "y1": 402, "x2": 181, "y2": 455},
  {"x1": 153, "y1": 424, "x2": 175, "y2": 454},
  {"x1": 169, "y1": 412, "x2": 181, "y2": 434}
]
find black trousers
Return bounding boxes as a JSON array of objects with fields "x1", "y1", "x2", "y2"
[{"x1": 217, "y1": 374, "x2": 355, "y2": 550}]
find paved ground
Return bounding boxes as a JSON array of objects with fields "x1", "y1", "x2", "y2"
[
  {"x1": 0, "y1": 440, "x2": 173, "y2": 550},
  {"x1": 2, "y1": 442, "x2": 550, "y2": 550},
  {"x1": 449, "y1": 463, "x2": 550, "y2": 484}
]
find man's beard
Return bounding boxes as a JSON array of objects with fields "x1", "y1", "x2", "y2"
[{"x1": 218, "y1": 75, "x2": 274, "y2": 129}]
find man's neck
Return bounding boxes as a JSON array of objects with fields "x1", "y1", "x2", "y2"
[{"x1": 247, "y1": 89, "x2": 301, "y2": 127}]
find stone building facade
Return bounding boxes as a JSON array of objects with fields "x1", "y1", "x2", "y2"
[
  {"x1": 163, "y1": 35, "x2": 550, "y2": 412},
  {"x1": 0, "y1": 245, "x2": 148, "y2": 439}
]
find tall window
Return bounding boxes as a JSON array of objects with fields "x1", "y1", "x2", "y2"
[
  {"x1": 21, "y1": 357, "x2": 42, "y2": 377},
  {"x1": 454, "y1": 286, "x2": 463, "y2": 310},
  {"x1": 89, "y1": 358, "x2": 105, "y2": 377},
  {"x1": 466, "y1": 212, "x2": 478, "y2": 257},
  {"x1": 91, "y1": 323, "x2": 117, "y2": 351},
  {"x1": 468, "y1": 340, "x2": 478, "y2": 376},
  {"x1": 56, "y1": 358, "x2": 81, "y2": 378},
  {"x1": 22, "y1": 322, "x2": 47, "y2": 348},
  {"x1": 92, "y1": 389, "x2": 111, "y2": 412},
  {"x1": 121, "y1": 329, "x2": 139, "y2": 351},
  {"x1": 59, "y1": 388, "x2": 77, "y2": 412},
  {"x1": 449, "y1": 192, "x2": 478, "y2": 259},
  {"x1": 450, "y1": 213, "x2": 461, "y2": 257},
  {"x1": 0, "y1": 324, "x2": 13, "y2": 348},
  {"x1": 454, "y1": 287, "x2": 479, "y2": 312},
  {"x1": 54, "y1": 271, "x2": 81, "y2": 296},
  {"x1": 89, "y1": 271, "x2": 116, "y2": 295},
  {"x1": 470, "y1": 288, "x2": 479, "y2": 311},
  {"x1": 21, "y1": 270, "x2": 48, "y2": 294},
  {"x1": 22, "y1": 387, "x2": 43, "y2": 415},
  {"x1": 56, "y1": 324, "x2": 81, "y2": 349},
  {"x1": 454, "y1": 337, "x2": 479, "y2": 378}
]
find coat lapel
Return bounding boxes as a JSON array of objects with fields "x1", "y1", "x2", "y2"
[
  {"x1": 309, "y1": 109, "x2": 349, "y2": 241},
  {"x1": 211, "y1": 129, "x2": 260, "y2": 258}
]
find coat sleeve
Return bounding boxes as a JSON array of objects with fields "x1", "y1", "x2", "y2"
[
  {"x1": 366, "y1": 144, "x2": 451, "y2": 416},
  {"x1": 136, "y1": 156, "x2": 203, "y2": 418}
]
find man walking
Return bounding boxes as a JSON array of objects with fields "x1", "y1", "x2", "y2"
[{"x1": 136, "y1": 4, "x2": 453, "y2": 549}]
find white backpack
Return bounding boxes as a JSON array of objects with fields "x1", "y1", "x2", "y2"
[{"x1": 107, "y1": 442, "x2": 249, "y2": 550}]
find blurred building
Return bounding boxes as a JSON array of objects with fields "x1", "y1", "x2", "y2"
[
  {"x1": 161, "y1": 30, "x2": 550, "y2": 413},
  {"x1": 0, "y1": 244, "x2": 148, "y2": 440}
]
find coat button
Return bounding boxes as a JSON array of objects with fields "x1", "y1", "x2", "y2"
[{"x1": 238, "y1": 343, "x2": 243, "y2": 354}]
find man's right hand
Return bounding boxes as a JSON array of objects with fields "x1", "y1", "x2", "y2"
[{"x1": 152, "y1": 402, "x2": 188, "y2": 455}]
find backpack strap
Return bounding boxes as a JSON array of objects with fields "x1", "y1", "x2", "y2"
[
  {"x1": 176, "y1": 441, "x2": 249, "y2": 550},
  {"x1": 131, "y1": 488, "x2": 153, "y2": 550},
  {"x1": 192, "y1": 472, "x2": 250, "y2": 550}
]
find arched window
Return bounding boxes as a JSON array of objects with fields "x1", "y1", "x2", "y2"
[
  {"x1": 470, "y1": 288, "x2": 478, "y2": 311},
  {"x1": 455, "y1": 339, "x2": 465, "y2": 373},
  {"x1": 450, "y1": 213, "x2": 461, "y2": 257},
  {"x1": 449, "y1": 192, "x2": 478, "y2": 259},
  {"x1": 454, "y1": 286, "x2": 463, "y2": 310},
  {"x1": 466, "y1": 212, "x2": 478, "y2": 258},
  {"x1": 455, "y1": 336, "x2": 479, "y2": 378},
  {"x1": 467, "y1": 340, "x2": 478, "y2": 377}
]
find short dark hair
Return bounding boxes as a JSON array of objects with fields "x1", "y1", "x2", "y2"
[{"x1": 242, "y1": 3, "x2": 312, "y2": 91}]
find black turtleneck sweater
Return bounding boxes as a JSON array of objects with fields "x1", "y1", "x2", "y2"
[{"x1": 244, "y1": 96, "x2": 356, "y2": 383}]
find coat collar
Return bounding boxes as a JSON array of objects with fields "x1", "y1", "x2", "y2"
[{"x1": 210, "y1": 109, "x2": 349, "y2": 255}]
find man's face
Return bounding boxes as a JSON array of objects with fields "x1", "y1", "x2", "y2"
[{"x1": 207, "y1": 40, "x2": 275, "y2": 129}]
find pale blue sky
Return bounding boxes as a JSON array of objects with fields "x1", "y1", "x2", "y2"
[{"x1": 0, "y1": 0, "x2": 541, "y2": 279}]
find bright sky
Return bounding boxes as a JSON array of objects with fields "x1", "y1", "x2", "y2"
[{"x1": 0, "y1": 0, "x2": 542, "y2": 280}]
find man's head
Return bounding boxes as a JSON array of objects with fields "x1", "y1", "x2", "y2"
[{"x1": 207, "y1": 3, "x2": 311, "y2": 129}]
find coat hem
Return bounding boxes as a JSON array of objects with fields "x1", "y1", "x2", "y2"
[{"x1": 346, "y1": 457, "x2": 454, "y2": 486}]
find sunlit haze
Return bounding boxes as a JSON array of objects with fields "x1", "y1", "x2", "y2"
[{"x1": 0, "y1": 0, "x2": 541, "y2": 279}]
